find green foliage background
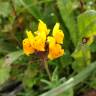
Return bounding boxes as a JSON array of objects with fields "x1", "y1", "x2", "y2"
[{"x1": 0, "y1": 0, "x2": 96, "y2": 96}]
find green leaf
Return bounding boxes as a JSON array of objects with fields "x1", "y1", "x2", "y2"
[
  {"x1": 78, "y1": 10, "x2": 96, "y2": 42},
  {"x1": 23, "y1": 64, "x2": 38, "y2": 88},
  {"x1": 19, "y1": 0, "x2": 42, "y2": 19},
  {"x1": 72, "y1": 10, "x2": 96, "y2": 72},
  {"x1": 58, "y1": 88, "x2": 73, "y2": 96},
  {"x1": 41, "y1": 68, "x2": 73, "y2": 96},
  {"x1": 90, "y1": 77, "x2": 96, "y2": 88},
  {"x1": 0, "y1": 50, "x2": 23, "y2": 85},
  {"x1": 60, "y1": 52, "x2": 73, "y2": 68},
  {"x1": 40, "y1": 61, "x2": 96, "y2": 96},
  {"x1": 72, "y1": 45, "x2": 91, "y2": 72},
  {"x1": 57, "y1": 0, "x2": 79, "y2": 46},
  {"x1": 90, "y1": 41, "x2": 96, "y2": 52},
  {"x1": 0, "y1": 2, "x2": 11, "y2": 17},
  {"x1": 89, "y1": 70, "x2": 96, "y2": 88}
]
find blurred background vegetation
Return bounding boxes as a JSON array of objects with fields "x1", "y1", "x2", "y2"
[{"x1": 0, "y1": 0, "x2": 96, "y2": 96}]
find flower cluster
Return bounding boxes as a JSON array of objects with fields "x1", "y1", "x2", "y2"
[{"x1": 23, "y1": 20, "x2": 64, "y2": 60}]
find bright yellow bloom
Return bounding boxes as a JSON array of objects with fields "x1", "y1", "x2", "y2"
[
  {"x1": 33, "y1": 28, "x2": 47, "y2": 51},
  {"x1": 23, "y1": 38, "x2": 34, "y2": 56},
  {"x1": 47, "y1": 23, "x2": 64, "y2": 60},
  {"x1": 48, "y1": 43, "x2": 64, "y2": 60},
  {"x1": 32, "y1": 35, "x2": 46, "y2": 51},
  {"x1": 26, "y1": 30, "x2": 46, "y2": 51},
  {"x1": 26, "y1": 31, "x2": 34, "y2": 46},
  {"x1": 22, "y1": 20, "x2": 64, "y2": 60},
  {"x1": 37, "y1": 20, "x2": 50, "y2": 35},
  {"x1": 47, "y1": 36, "x2": 64, "y2": 60},
  {"x1": 29, "y1": 20, "x2": 49, "y2": 51},
  {"x1": 53, "y1": 23, "x2": 64, "y2": 44}
]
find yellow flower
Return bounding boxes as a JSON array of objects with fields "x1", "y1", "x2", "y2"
[
  {"x1": 26, "y1": 30, "x2": 34, "y2": 46},
  {"x1": 26, "y1": 30, "x2": 46, "y2": 51},
  {"x1": 48, "y1": 43, "x2": 64, "y2": 60},
  {"x1": 37, "y1": 20, "x2": 50, "y2": 35},
  {"x1": 22, "y1": 20, "x2": 64, "y2": 60},
  {"x1": 34, "y1": 31, "x2": 47, "y2": 51},
  {"x1": 29, "y1": 20, "x2": 50, "y2": 51},
  {"x1": 23, "y1": 38, "x2": 34, "y2": 56},
  {"x1": 32, "y1": 20, "x2": 49, "y2": 51},
  {"x1": 53, "y1": 23, "x2": 64, "y2": 44},
  {"x1": 32, "y1": 35, "x2": 46, "y2": 51},
  {"x1": 47, "y1": 36, "x2": 64, "y2": 60}
]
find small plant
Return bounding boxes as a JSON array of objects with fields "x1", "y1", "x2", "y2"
[
  {"x1": 0, "y1": 0, "x2": 96, "y2": 96},
  {"x1": 22, "y1": 20, "x2": 64, "y2": 80}
]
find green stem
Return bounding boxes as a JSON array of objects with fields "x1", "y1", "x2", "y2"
[
  {"x1": 44, "y1": 59, "x2": 51, "y2": 81},
  {"x1": 40, "y1": 61, "x2": 96, "y2": 96}
]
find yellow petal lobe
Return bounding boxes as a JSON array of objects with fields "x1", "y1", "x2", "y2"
[
  {"x1": 48, "y1": 42, "x2": 64, "y2": 60},
  {"x1": 38, "y1": 20, "x2": 50, "y2": 35},
  {"x1": 53, "y1": 23, "x2": 64, "y2": 44},
  {"x1": 23, "y1": 38, "x2": 34, "y2": 55},
  {"x1": 26, "y1": 31, "x2": 34, "y2": 46},
  {"x1": 32, "y1": 35, "x2": 45, "y2": 51}
]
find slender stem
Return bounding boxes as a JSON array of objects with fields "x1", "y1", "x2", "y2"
[{"x1": 43, "y1": 59, "x2": 51, "y2": 81}]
